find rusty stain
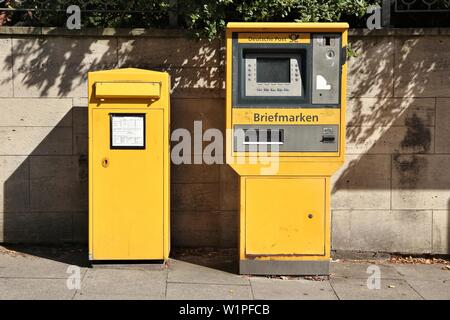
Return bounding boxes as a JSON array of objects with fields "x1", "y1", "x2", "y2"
[
  {"x1": 78, "y1": 154, "x2": 88, "y2": 181},
  {"x1": 400, "y1": 113, "x2": 431, "y2": 153},
  {"x1": 393, "y1": 113, "x2": 430, "y2": 188},
  {"x1": 393, "y1": 154, "x2": 427, "y2": 188}
]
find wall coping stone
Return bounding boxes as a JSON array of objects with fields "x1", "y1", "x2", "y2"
[
  {"x1": 0, "y1": 26, "x2": 188, "y2": 37},
  {"x1": 0, "y1": 26, "x2": 449, "y2": 37}
]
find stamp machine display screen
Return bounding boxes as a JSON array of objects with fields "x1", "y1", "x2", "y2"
[
  {"x1": 256, "y1": 58, "x2": 291, "y2": 83},
  {"x1": 244, "y1": 53, "x2": 302, "y2": 97}
]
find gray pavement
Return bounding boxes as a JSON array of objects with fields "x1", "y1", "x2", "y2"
[{"x1": 0, "y1": 246, "x2": 449, "y2": 300}]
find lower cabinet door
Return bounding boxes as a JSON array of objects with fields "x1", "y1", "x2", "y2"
[{"x1": 245, "y1": 177, "x2": 326, "y2": 256}]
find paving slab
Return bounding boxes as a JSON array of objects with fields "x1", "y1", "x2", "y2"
[
  {"x1": 330, "y1": 277, "x2": 422, "y2": 300},
  {"x1": 392, "y1": 264, "x2": 450, "y2": 282},
  {"x1": 78, "y1": 268, "x2": 167, "y2": 299},
  {"x1": 1, "y1": 247, "x2": 449, "y2": 300},
  {"x1": 330, "y1": 261, "x2": 403, "y2": 279},
  {"x1": 250, "y1": 277, "x2": 337, "y2": 300},
  {"x1": 73, "y1": 292, "x2": 154, "y2": 300},
  {"x1": 166, "y1": 283, "x2": 252, "y2": 300},
  {"x1": 406, "y1": 280, "x2": 450, "y2": 300},
  {"x1": 167, "y1": 259, "x2": 249, "y2": 285},
  {"x1": 0, "y1": 278, "x2": 75, "y2": 300}
]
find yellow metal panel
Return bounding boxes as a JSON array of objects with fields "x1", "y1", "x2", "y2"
[
  {"x1": 238, "y1": 33, "x2": 310, "y2": 44},
  {"x1": 228, "y1": 162, "x2": 344, "y2": 177},
  {"x1": 239, "y1": 177, "x2": 245, "y2": 260},
  {"x1": 239, "y1": 176, "x2": 331, "y2": 262},
  {"x1": 91, "y1": 109, "x2": 164, "y2": 260},
  {"x1": 95, "y1": 82, "x2": 161, "y2": 98},
  {"x1": 340, "y1": 29, "x2": 348, "y2": 166},
  {"x1": 245, "y1": 177, "x2": 325, "y2": 255},
  {"x1": 88, "y1": 68, "x2": 170, "y2": 261},
  {"x1": 232, "y1": 108, "x2": 340, "y2": 125},
  {"x1": 225, "y1": 23, "x2": 348, "y2": 273},
  {"x1": 225, "y1": 23, "x2": 348, "y2": 175},
  {"x1": 231, "y1": 108, "x2": 341, "y2": 159},
  {"x1": 227, "y1": 22, "x2": 349, "y2": 33}
]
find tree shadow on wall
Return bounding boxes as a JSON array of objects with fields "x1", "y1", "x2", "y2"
[
  {"x1": 0, "y1": 30, "x2": 224, "y2": 97},
  {"x1": 2, "y1": 28, "x2": 448, "y2": 268},
  {"x1": 1, "y1": 28, "x2": 227, "y2": 266},
  {"x1": 332, "y1": 34, "x2": 450, "y2": 255}
]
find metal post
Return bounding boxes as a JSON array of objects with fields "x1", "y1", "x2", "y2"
[
  {"x1": 382, "y1": 0, "x2": 392, "y2": 28},
  {"x1": 169, "y1": 0, "x2": 178, "y2": 27}
]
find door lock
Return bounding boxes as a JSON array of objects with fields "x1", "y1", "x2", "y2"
[{"x1": 101, "y1": 157, "x2": 109, "y2": 168}]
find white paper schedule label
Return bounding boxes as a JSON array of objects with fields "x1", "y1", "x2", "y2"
[{"x1": 111, "y1": 115, "x2": 145, "y2": 148}]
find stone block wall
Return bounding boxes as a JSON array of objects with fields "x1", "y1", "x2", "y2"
[
  {"x1": 333, "y1": 29, "x2": 450, "y2": 254},
  {"x1": 0, "y1": 27, "x2": 448, "y2": 254}
]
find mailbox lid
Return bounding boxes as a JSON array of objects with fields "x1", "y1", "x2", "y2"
[{"x1": 245, "y1": 177, "x2": 326, "y2": 256}]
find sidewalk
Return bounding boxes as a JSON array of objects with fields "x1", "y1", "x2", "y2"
[{"x1": 0, "y1": 246, "x2": 449, "y2": 300}]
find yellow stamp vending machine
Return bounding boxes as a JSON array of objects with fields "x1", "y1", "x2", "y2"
[
  {"x1": 88, "y1": 68, "x2": 170, "y2": 262},
  {"x1": 226, "y1": 23, "x2": 348, "y2": 275}
]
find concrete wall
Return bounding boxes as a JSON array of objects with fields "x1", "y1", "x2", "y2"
[{"x1": 0, "y1": 27, "x2": 449, "y2": 255}]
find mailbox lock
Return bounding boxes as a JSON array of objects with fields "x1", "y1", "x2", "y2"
[
  {"x1": 308, "y1": 213, "x2": 314, "y2": 219},
  {"x1": 101, "y1": 157, "x2": 109, "y2": 168}
]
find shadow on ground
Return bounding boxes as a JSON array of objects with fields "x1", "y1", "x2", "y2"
[
  {"x1": 1, "y1": 243, "x2": 89, "y2": 267},
  {"x1": 169, "y1": 247, "x2": 238, "y2": 273},
  {"x1": 0, "y1": 244, "x2": 237, "y2": 273}
]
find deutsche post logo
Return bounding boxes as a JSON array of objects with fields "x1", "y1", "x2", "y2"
[
  {"x1": 289, "y1": 34, "x2": 300, "y2": 42},
  {"x1": 238, "y1": 33, "x2": 310, "y2": 44}
]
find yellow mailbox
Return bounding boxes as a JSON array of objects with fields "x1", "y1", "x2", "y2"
[
  {"x1": 226, "y1": 23, "x2": 348, "y2": 275},
  {"x1": 88, "y1": 68, "x2": 170, "y2": 262}
]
